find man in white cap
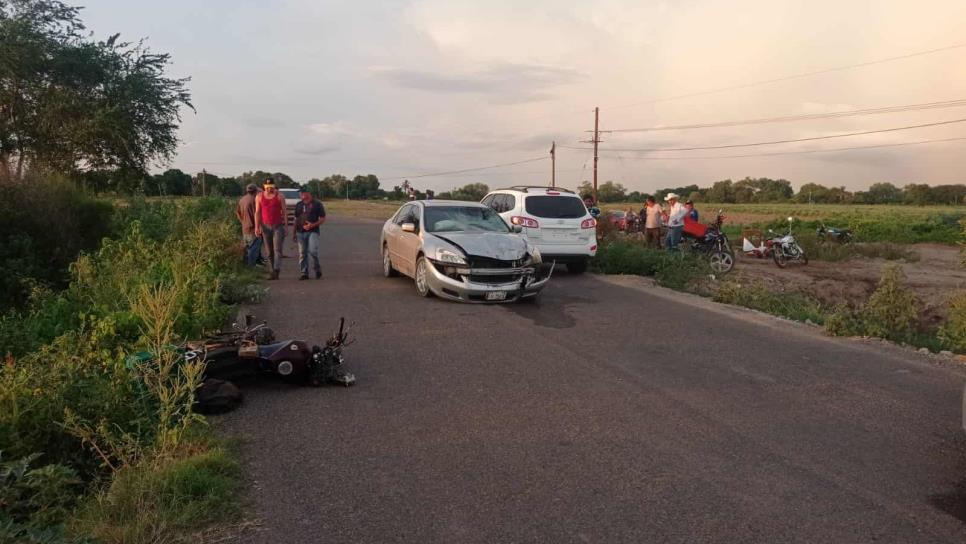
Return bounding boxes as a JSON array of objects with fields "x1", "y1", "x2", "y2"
[{"x1": 663, "y1": 192, "x2": 688, "y2": 251}]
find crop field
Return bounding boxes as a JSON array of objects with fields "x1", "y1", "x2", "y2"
[{"x1": 602, "y1": 202, "x2": 966, "y2": 244}]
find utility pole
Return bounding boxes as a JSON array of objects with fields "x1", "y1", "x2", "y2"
[
  {"x1": 580, "y1": 107, "x2": 601, "y2": 203},
  {"x1": 550, "y1": 141, "x2": 556, "y2": 188},
  {"x1": 201, "y1": 169, "x2": 207, "y2": 197}
]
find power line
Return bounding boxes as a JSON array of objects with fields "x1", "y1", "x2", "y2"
[
  {"x1": 600, "y1": 98, "x2": 966, "y2": 133},
  {"x1": 381, "y1": 156, "x2": 548, "y2": 181},
  {"x1": 561, "y1": 117, "x2": 966, "y2": 153},
  {"x1": 609, "y1": 42, "x2": 966, "y2": 110},
  {"x1": 596, "y1": 136, "x2": 966, "y2": 160}
]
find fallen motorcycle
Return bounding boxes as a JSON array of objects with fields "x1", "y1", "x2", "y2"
[
  {"x1": 768, "y1": 217, "x2": 808, "y2": 268},
  {"x1": 682, "y1": 210, "x2": 734, "y2": 274},
  {"x1": 817, "y1": 222, "x2": 853, "y2": 244},
  {"x1": 184, "y1": 316, "x2": 355, "y2": 387}
]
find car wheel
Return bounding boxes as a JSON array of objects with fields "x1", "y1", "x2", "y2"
[
  {"x1": 414, "y1": 256, "x2": 433, "y2": 297},
  {"x1": 568, "y1": 260, "x2": 588, "y2": 274},
  {"x1": 382, "y1": 245, "x2": 398, "y2": 277}
]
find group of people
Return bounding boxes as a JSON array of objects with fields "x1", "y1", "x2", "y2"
[
  {"x1": 630, "y1": 193, "x2": 699, "y2": 251},
  {"x1": 235, "y1": 178, "x2": 326, "y2": 281}
]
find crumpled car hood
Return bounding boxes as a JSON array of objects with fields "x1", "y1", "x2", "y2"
[{"x1": 432, "y1": 232, "x2": 528, "y2": 261}]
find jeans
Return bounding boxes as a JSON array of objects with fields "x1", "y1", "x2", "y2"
[
  {"x1": 666, "y1": 225, "x2": 684, "y2": 251},
  {"x1": 297, "y1": 231, "x2": 320, "y2": 277},
  {"x1": 645, "y1": 227, "x2": 662, "y2": 249},
  {"x1": 261, "y1": 224, "x2": 285, "y2": 271},
  {"x1": 243, "y1": 233, "x2": 262, "y2": 266}
]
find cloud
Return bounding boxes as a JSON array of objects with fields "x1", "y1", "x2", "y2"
[
  {"x1": 370, "y1": 62, "x2": 584, "y2": 103},
  {"x1": 242, "y1": 117, "x2": 287, "y2": 129},
  {"x1": 293, "y1": 121, "x2": 351, "y2": 155}
]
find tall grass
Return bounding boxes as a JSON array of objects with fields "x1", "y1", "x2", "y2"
[{"x1": 0, "y1": 196, "x2": 254, "y2": 542}]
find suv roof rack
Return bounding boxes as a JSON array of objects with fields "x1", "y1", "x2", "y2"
[{"x1": 499, "y1": 185, "x2": 576, "y2": 194}]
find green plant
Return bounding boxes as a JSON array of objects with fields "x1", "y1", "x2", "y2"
[
  {"x1": 939, "y1": 292, "x2": 966, "y2": 353},
  {"x1": 713, "y1": 275, "x2": 826, "y2": 323},
  {"x1": 0, "y1": 453, "x2": 83, "y2": 544},
  {"x1": 825, "y1": 264, "x2": 925, "y2": 345},
  {"x1": 71, "y1": 443, "x2": 243, "y2": 544},
  {"x1": 591, "y1": 240, "x2": 710, "y2": 291}
]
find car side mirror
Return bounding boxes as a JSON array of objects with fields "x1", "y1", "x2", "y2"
[
  {"x1": 511, "y1": 225, "x2": 523, "y2": 234},
  {"x1": 401, "y1": 222, "x2": 416, "y2": 233}
]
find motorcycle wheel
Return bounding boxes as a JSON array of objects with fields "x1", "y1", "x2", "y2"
[
  {"x1": 801, "y1": 252, "x2": 809, "y2": 265},
  {"x1": 840, "y1": 233, "x2": 853, "y2": 244},
  {"x1": 708, "y1": 251, "x2": 734, "y2": 274},
  {"x1": 773, "y1": 249, "x2": 787, "y2": 268}
]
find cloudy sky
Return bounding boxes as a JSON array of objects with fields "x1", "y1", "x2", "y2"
[{"x1": 82, "y1": 0, "x2": 966, "y2": 193}]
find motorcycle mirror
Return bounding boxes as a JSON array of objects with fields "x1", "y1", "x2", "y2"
[
  {"x1": 231, "y1": 322, "x2": 240, "y2": 330},
  {"x1": 787, "y1": 216, "x2": 794, "y2": 222}
]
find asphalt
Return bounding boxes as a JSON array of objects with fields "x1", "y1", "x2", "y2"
[{"x1": 218, "y1": 216, "x2": 966, "y2": 544}]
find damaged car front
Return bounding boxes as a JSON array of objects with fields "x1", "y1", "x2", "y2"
[{"x1": 382, "y1": 201, "x2": 553, "y2": 303}]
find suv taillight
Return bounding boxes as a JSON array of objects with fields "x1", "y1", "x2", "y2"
[
  {"x1": 580, "y1": 218, "x2": 596, "y2": 229},
  {"x1": 511, "y1": 216, "x2": 539, "y2": 228}
]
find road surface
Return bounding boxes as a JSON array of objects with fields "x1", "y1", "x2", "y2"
[{"x1": 219, "y1": 216, "x2": 966, "y2": 543}]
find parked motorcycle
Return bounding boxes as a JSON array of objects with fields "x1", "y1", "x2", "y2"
[
  {"x1": 768, "y1": 217, "x2": 808, "y2": 268},
  {"x1": 683, "y1": 209, "x2": 734, "y2": 274},
  {"x1": 817, "y1": 222, "x2": 853, "y2": 244}
]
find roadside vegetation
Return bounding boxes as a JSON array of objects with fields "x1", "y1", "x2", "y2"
[{"x1": 0, "y1": 187, "x2": 256, "y2": 543}]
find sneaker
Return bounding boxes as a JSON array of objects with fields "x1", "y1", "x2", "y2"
[
  {"x1": 315, "y1": 270, "x2": 322, "y2": 279},
  {"x1": 299, "y1": 275, "x2": 309, "y2": 281}
]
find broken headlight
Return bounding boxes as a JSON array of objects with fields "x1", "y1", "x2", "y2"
[{"x1": 434, "y1": 248, "x2": 467, "y2": 265}]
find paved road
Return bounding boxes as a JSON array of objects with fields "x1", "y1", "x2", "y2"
[{"x1": 219, "y1": 216, "x2": 966, "y2": 544}]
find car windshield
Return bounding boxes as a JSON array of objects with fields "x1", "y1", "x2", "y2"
[
  {"x1": 424, "y1": 206, "x2": 509, "y2": 233},
  {"x1": 280, "y1": 189, "x2": 300, "y2": 200},
  {"x1": 524, "y1": 195, "x2": 587, "y2": 219},
  {"x1": 611, "y1": 211, "x2": 626, "y2": 217}
]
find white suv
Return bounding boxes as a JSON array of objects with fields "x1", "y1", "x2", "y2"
[{"x1": 481, "y1": 186, "x2": 597, "y2": 273}]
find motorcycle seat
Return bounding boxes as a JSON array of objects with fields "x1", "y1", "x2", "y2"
[{"x1": 256, "y1": 341, "x2": 291, "y2": 358}]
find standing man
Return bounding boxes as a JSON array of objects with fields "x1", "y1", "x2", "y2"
[
  {"x1": 293, "y1": 186, "x2": 326, "y2": 280},
  {"x1": 642, "y1": 196, "x2": 663, "y2": 248},
  {"x1": 685, "y1": 200, "x2": 699, "y2": 222},
  {"x1": 664, "y1": 193, "x2": 687, "y2": 251},
  {"x1": 235, "y1": 184, "x2": 262, "y2": 266},
  {"x1": 255, "y1": 178, "x2": 287, "y2": 280}
]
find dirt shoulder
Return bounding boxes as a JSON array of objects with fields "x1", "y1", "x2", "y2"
[{"x1": 731, "y1": 244, "x2": 966, "y2": 325}]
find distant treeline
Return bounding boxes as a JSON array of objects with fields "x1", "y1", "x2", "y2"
[{"x1": 578, "y1": 178, "x2": 966, "y2": 205}]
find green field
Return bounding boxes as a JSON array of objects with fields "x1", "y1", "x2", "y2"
[{"x1": 602, "y1": 202, "x2": 966, "y2": 244}]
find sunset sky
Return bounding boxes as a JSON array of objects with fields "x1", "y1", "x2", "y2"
[{"x1": 82, "y1": 0, "x2": 966, "y2": 193}]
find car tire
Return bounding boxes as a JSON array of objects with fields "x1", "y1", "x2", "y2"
[
  {"x1": 383, "y1": 245, "x2": 398, "y2": 277},
  {"x1": 568, "y1": 260, "x2": 588, "y2": 274},
  {"x1": 414, "y1": 256, "x2": 433, "y2": 297}
]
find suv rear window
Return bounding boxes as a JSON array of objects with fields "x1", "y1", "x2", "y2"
[{"x1": 524, "y1": 195, "x2": 586, "y2": 219}]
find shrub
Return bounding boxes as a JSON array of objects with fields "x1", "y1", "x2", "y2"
[
  {"x1": 939, "y1": 293, "x2": 966, "y2": 353},
  {"x1": 714, "y1": 275, "x2": 826, "y2": 324},
  {"x1": 0, "y1": 453, "x2": 83, "y2": 544},
  {"x1": 591, "y1": 240, "x2": 709, "y2": 290},
  {"x1": 825, "y1": 264, "x2": 926, "y2": 345}
]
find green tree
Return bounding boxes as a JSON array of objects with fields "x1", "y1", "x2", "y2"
[
  {"x1": 143, "y1": 168, "x2": 191, "y2": 196},
  {"x1": 705, "y1": 179, "x2": 736, "y2": 203},
  {"x1": 0, "y1": 0, "x2": 193, "y2": 183},
  {"x1": 447, "y1": 182, "x2": 489, "y2": 201},
  {"x1": 596, "y1": 181, "x2": 627, "y2": 202},
  {"x1": 865, "y1": 182, "x2": 903, "y2": 204},
  {"x1": 903, "y1": 183, "x2": 931, "y2": 205}
]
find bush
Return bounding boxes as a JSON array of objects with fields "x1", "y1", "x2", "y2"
[
  {"x1": 713, "y1": 275, "x2": 826, "y2": 324},
  {"x1": 0, "y1": 176, "x2": 114, "y2": 311},
  {"x1": 938, "y1": 293, "x2": 966, "y2": 353},
  {"x1": 825, "y1": 264, "x2": 928, "y2": 345},
  {"x1": 591, "y1": 240, "x2": 709, "y2": 290},
  {"x1": 0, "y1": 453, "x2": 84, "y2": 544}
]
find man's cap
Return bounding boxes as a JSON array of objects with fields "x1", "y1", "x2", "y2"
[
  {"x1": 300, "y1": 185, "x2": 312, "y2": 193},
  {"x1": 245, "y1": 183, "x2": 258, "y2": 193},
  {"x1": 263, "y1": 178, "x2": 275, "y2": 186},
  {"x1": 685, "y1": 200, "x2": 694, "y2": 205},
  {"x1": 664, "y1": 192, "x2": 680, "y2": 201}
]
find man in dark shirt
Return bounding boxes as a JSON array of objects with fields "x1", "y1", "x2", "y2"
[
  {"x1": 235, "y1": 184, "x2": 262, "y2": 266},
  {"x1": 293, "y1": 186, "x2": 326, "y2": 279}
]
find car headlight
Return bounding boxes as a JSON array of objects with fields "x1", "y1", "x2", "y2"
[
  {"x1": 529, "y1": 246, "x2": 542, "y2": 264},
  {"x1": 435, "y1": 248, "x2": 467, "y2": 265}
]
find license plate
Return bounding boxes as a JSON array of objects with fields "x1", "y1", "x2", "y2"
[{"x1": 485, "y1": 291, "x2": 507, "y2": 301}]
